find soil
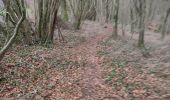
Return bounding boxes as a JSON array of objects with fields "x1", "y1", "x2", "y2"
[{"x1": 0, "y1": 21, "x2": 170, "y2": 100}]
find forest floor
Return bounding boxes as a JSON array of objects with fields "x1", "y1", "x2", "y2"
[{"x1": 1, "y1": 21, "x2": 170, "y2": 100}]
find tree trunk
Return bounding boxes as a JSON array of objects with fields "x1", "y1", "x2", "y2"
[
  {"x1": 130, "y1": 0, "x2": 135, "y2": 34},
  {"x1": 138, "y1": 13, "x2": 145, "y2": 48},
  {"x1": 61, "y1": 0, "x2": 69, "y2": 21},
  {"x1": 105, "y1": 0, "x2": 109, "y2": 23},
  {"x1": 2, "y1": 0, "x2": 33, "y2": 45},
  {"x1": 0, "y1": 0, "x2": 26, "y2": 61},
  {"x1": 133, "y1": 0, "x2": 146, "y2": 48},
  {"x1": 74, "y1": 0, "x2": 85, "y2": 30},
  {"x1": 161, "y1": 8, "x2": 170, "y2": 39},
  {"x1": 35, "y1": 0, "x2": 61, "y2": 43},
  {"x1": 112, "y1": 0, "x2": 119, "y2": 39}
]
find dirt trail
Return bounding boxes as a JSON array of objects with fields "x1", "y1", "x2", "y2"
[
  {"x1": 51, "y1": 21, "x2": 170, "y2": 99},
  {"x1": 48, "y1": 22, "x2": 121, "y2": 100},
  {"x1": 1, "y1": 21, "x2": 170, "y2": 99},
  {"x1": 70, "y1": 25, "x2": 115, "y2": 99},
  {"x1": 69, "y1": 21, "x2": 170, "y2": 99},
  {"x1": 75, "y1": 35, "x2": 107, "y2": 99}
]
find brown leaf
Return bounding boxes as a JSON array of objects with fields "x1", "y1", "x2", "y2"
[{"x1": 6, "y1": 63, "x2": 15, "y2": 68}]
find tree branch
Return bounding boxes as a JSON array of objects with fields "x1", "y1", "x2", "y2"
[{"x1": 0, "y1": 0, "x2": 26, "y2": 61}]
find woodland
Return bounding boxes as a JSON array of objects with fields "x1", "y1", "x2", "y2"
[{"x1": 0, "y1": 0, "x2": 170, "y2": 99}]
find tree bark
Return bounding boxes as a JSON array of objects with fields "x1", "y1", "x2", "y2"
[
  {"x1": 2, "y1": 0, "x2": 33, "y2": 45},
  {"x1": 0, "y1": 0, "x2": 26, "y2": 61},
  {"x1": 61, "y1": 0, "x2": 69, "y2": 21},
  {"x1": 105, "y1": 0, "x2": 109, "y2": 23},
  {"x1": 130, "y1": 0, "x2": 135, "y2": 34},
  {"x1": 161, "y1": 8, "x2": 170, "y2": 39},
  {"x1": 35, "y1": 0, "x2": 62, "y2": 43},
  {"x1": 134, "y1": 0, "x2": 146, "y2": 48},
  {"x1": 112, "y1": 0, "x2": 119, "y2": 39}
]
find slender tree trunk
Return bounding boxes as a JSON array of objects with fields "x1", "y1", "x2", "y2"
[
  {"x1": 61, "y1": 0, "x2": 69, "y2": 21},
  {"x1": 3, "y1": 0, "x2": 10, "y2": 43},
  {"x1": 161, "y1": 8, "x2": 170, "y2": 39},
  {"x1": 35, "y1": 0, "x2": 62, "y2": 43},
  {"x1": 138, "y1": 13, "x2": 145, "y2": 48},
  {"x1": 112, "y1": 0, "x2": 119, "y2": 39},
  {"x1": 74, "y1": 0, "x2": 85, "y2": 30},
  {"x1": 0, "y1": 0, "x2": 26, "y2": 61},
  {"x1": 37, "y1": 0, "x2": 43, "y2": 41},
  {"x1": 130, "y1": 0, "x2": 135, "y2": 34},
  {"x1": 105, "y1": 0, "x2": 109, "y2": 23},
  {"x1": 147, "y1": 0, "x2": 154, "y2": 22},
  {"x1": 2, "y1": 0, "x2": 33, "y2": 45},
  {"x1": 137, "y1": 0, "x2": 146, "y2": 48}
]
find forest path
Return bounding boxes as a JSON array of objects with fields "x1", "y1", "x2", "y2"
[
  {"x1": 74, "y1": 34, "x2": 108, "y2": 99},
  {"x1": 1, "y1": 21, "x2": 170, "y2": 99},
  {"x1": 48, "y1": 21, "x2": 124, "y2": 99},
  {"x1": 39, "y1": 22, "x2": 170, "y2": 99},
  {"x1": 68, "y1": 23, "x2": 119, "y2": 99},
  {"x1": 69, "y1": 22, "x2": 170, "y2": 100}
]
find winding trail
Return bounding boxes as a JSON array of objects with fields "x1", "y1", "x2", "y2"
[
  {"x1": 1, "y1": 21, "x2": 170, "y2": 99},
  {"x1": 74, "y1": 32, "x2": 109, "y2": 99},
  {"x1": 66, "y1": 24, "x2": 122, "y2": 100},
  {"x1": 46, "y1": 21, "x2": 125, "y2": 100},
  {"x1": 49, "y1": 22, "x2": 170, "y2": 99}
]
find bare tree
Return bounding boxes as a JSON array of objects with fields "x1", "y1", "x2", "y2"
[
  {"x1": 2, "y1": 0, "x2": 33, "y2": 45},
  {"x1": 130, "y1": 0, "x2": 135, "y2": 34},
  {"x1": 0, "y1": 0, "x2": 26, "y2": 61},
  {"x1": 105, "y1": 0, "x2": 109, "y2": 23},
  {"x1": 112, "y1": 0, "x2": 119, "y2": 39},
  {"x1": 68, "y1": 0, "x2": 87, "y2": 30},
  {"x1": 161, "y1": 7, "x2": 170, "y2": 39},
  {"x1": 35, "y1": 0, "x2": 62, "y2": 43},
  {"x1": 134, "y1": 0, "x2": 146, "y2": 48},
  {"x1": 61, "y1": 0, "x2": 69, "y2": 21}
]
